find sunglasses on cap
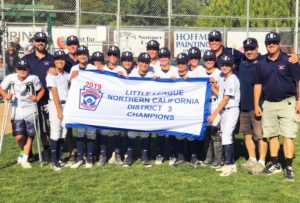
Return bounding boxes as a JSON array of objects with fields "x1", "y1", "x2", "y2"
[
  {"x1": 265, "y1": 41, "x2": 280, "y2": 45},
  {"x1": 209, "y1": 38, "x2": 221, "y2": 42},
  {"x1": 35, "y1": 39, "x2": 47, "y2": 43},
  {"x1": 16, "y1": 67, "x2": 29, "y2": 71}
]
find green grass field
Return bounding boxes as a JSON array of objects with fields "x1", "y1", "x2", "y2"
[{"x1": 0, "y1": 132, "x2": 300, "y2": 203}]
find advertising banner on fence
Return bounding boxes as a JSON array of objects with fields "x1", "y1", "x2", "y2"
[
  {"x1": 114, "y1": 30, "x2": 165, "y2": 57},
  {"x1": 173, "y1": 31, "x2": 211, "y2": 56},
  {"x1": 63, "y1": 70, "x2": 210, "y2": 140},
  {"x1": 227, "y1": 31, "x2": 268, "y2": 54}
]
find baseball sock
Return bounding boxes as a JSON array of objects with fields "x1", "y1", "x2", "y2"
[
  {"x1": 270, "y1": 156, "x2": 279, "y2": 165},
  {"x1": 168, "y1": 136, "x2": 177, "y2": 157},
  {"x1": 86, "y1": 139, "x2": 94, "y2": 160},
  {"x1": 57, "y1": 139, "x2": 64, "y2": 161},
  {"x1": 100, "y1": 145, "x2": 106, "y2": 157},
  {"x1": 50, "y1": 139, "x2": 58, "y2": 164},
  {"x1": 258, "y1": 160, "x2": 265, "y2": 166},
  {"x1": 223, "y1": 144, "x2": 234, "y2": 165},
  {"x1": 156, "y1": 135, "x2": 165, "y2": 156},
  {"x1": 115, "y1": 148, "x2": 120, "y2": 156},
  {"x1": 141, "y1": 138, "x2": 149, "y2": 160},
  {"x1": 177, "y1": 139, "x2": 185, "y2": 158},
  {"x1": 23, "y1": 154, "x2": 29, "y2": 163},
  {"x1": 113, "y1": 135, "x2": 122, "y2": 155},
  {"x1": 76, "y1": 137, "x2": 84, "y2": 161},
  {"x1": 285, "y1": 158, "x2": 293, "y2": 168},
  {"x1": 100, "y1": 135, "x2": 107, "y2": 157},
  {"x1": 188, "y1": 140, "x2": 197, "y2": 157},
  {"x1": 126, "y1": 138, "x2": 134, "y2": 159}
]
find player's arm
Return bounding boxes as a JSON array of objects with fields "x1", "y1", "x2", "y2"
[
  {"x1": 253, "y1": 84, "x2": 262, "y2": 117},
  {"x1": 0, "y1": 86, "x2": 12, "y2": 100},
  {"x1": 207, "y1": 95, "x2": 230, "y2": 123},
  {"x1": 30, "y1": 86, "x2": 45, "y2": 102},
  {"x1": 50, "y1": 86, "x2": 63, "y2": 121}
]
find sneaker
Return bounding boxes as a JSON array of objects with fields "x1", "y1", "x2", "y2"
[
  {"x1": 189, "y1": 157, "x2": 199, "y2": 168},
  {"x1": 71, "y1": 160, "x2": 85, "y2": 169},
  {"x1": 239, "y1": 159, "x2": 257, "y2": 169},
  {"x1": 262, "y1": 162, "x2": 281, "y2": 175},
  {"x1": 141, "y1": 159, "x2": 152, "y2": 168},
  {"x1": 17, "y1": 156, "x2": 23, "y2": 164},
  {"x1": 108, "y1": 152, "x2": 116, "y2": 164},
  {"x1": 216, "y1": 164, "x2": 229, "y2": 172},
  {"x1": 123, "y1": 157, "x2": 134, "y2": 167},
  {"x1": 51, "y1": 162, "x2": 61, "y2": 171},
  {"x1": 58, "y1": 160, "x2": 66, "y2": 167},
  {"x1": 284, "y1": 166, "x2": 294, "y2": 181},
  {"x1": 201, "y1": 159, "x2": 212, "y2": 167},
  {"x1": 211, "y1": 161, "x2": 222, "y2": 169},
  {"x1": 172, "y1": 159, "x2": 185, "y2": 167},
  {"x1": 220, "y1": 164, "x2": 237, "y2": 176},
  {"x1": 85, "y1": 158, "x2": 93, "y2": 168},
  {"x1": 155, "y1": 154, "x2": 164, "y2": 165},
  {"x1": 65, "y1": 155, "x2": 76, "y2": 167},
  {"x1": 248, "y1": 162, "x2": 265, "y2": 175},
  {"x1": 169, "y1": 156, "x2": 176, "y2": 166},
  {"x1": 97, "y1": 156, "x2": 107, "y2": 167},
  {"x1": 21, "y1": 161, "x2": 32, "y2": 169},
  {"x1": 115, "y1": 155, "x2": 123, "y2": 166}
]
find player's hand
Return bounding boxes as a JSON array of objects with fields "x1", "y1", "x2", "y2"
[
  {"x1": 288, "y1": 54, "x2": 299, "y2": 64},
  {"x1": 29, "y1": 95, "x2": 37, "y2": 101},
  {"x1": 4, "y1": 93, "x2": 13, "y2": 100},
  {"x1": 171, "y1": 76, "x2": 177, "y2": 80},
  {"x1": 183, "y1": 76, "x2": 188, "y2": 80},
  {"x1": 153, "y1": 76, "x2": 159, "y2": 80},
  {"x1": 207, "y1": 114, "x2": 216, "y2": 123},
  {"x1": 48, "y1": 67, "x2": 58, "y2": 75},
  {"x1": 116, "y1": 71, "x2": 125, "y2": 77},
  {"x1": 70, "y1": 70, "x2": 79, "y2": 79},
  {"x1": 254, "y1": 105, "x2": 263, "y2": 117},
  {"x1": 210, "y1": 77, "x2": 216, "y2": 85},
  {"x1": 57, "y1": 111, "x2": 63, "y2": 121},
  {"x1": 296, "y1": 100, "x2": 300, "y2": 114}
]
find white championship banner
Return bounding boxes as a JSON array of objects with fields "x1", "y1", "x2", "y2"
[{"x1": 63, "y1": 70, "x2": 211, "y2": 140}]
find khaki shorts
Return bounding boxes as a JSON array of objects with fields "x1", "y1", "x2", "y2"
[
  {"x1": 262, "y1": 97, "x2": 298, "y2": 139},
  {"x1": 239, "y1": 110, "x2": 263, "y2": 139}
]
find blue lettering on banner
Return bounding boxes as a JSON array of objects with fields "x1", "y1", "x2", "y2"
[{"x1": 127, "y1": 112, "x2": 175, "y2": 120}]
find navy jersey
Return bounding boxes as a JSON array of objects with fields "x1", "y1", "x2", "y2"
[{"x1": 64, "y1": 54, "x2": 79, "y2": 73}]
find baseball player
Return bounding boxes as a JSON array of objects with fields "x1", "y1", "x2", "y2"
[
  {"x1": 207, "y1": 55, "x2": 240, "y2": 176},
  {"x1": 96, "y1": 45, "x2": 126, "y2": 167},
  {"x1": 91, "y1": 51, "x2": 105, "y2": 71},
  {"x1": 208, "y1": 30, "x2": 243, "y2": 70},
  {"x1": 69, "y1": 45, "x2": 98, "y2": 169},
  {"x1": 146, "y1": 40, "x2": 160, "y2": 73},
  {"x1": 154, "y1": 47, "x2": 179, "y2": 165},
  {"x1": 123, "y1": 53, "x2": 154, "y2": 167},
  {"x1": 121, "y1": 51, "x2": 134, "y2": 75},
  {"x1": 0, "y1": 59, "x2": 45, "y2": 168},
  {"x1": 187, "y1": 47, "x2": 204, "y2": 77},
  {"x1": 46, "y1": 50, "x2": 70, "y2": 171},
  {"x1": 198, "y1": 50, "x2": 223, "y2": 169}
]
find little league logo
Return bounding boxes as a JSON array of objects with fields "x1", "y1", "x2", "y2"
[{"x1": 79, "y1": 87, "x2": 103, "y2": 111}]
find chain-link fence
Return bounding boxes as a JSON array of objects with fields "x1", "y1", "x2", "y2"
[{"x1": 0, "y1": 0, "x2": 299, "y2": 78}]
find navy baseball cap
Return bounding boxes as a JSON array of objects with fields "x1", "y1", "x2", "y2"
[
  {"x1": 146, "y1": 40, "x2": 160, "y2": 50},
  {"x1": 220, "y1": 55, "x2": 235, "y2": 66},
  {"x1": 54, "y1": 50, "x2": 67, "y2": 60},
  {"x1": 107, "y1": 45, "x2": 120, "y2": 56},
  {"x1": 176, "y1": 53, "x2": 189, "y2": 64},
  {"x1": 265, "y1": 32, "x2": 281, "y2": 43},
  {"x1": 67, "y1": 35, "x2": 79, "y2": 45},
  {"x1": 91, "y1": 51, "x2": 105, "y2": 62},
  {"x1": 121, "y1": 51, "x2": 133, "y2": 61},
  {"x1": 138, "y1": 52, "x2": 151, "y2": 63},
  {"x1": 158, "y1": 47, "x2": 171, "y2": 58},
  {"x1": 188, "y1": 47, "x2": 201, "y2": 59},
  {"x1": 16, "y1": 59, "x2": 29, "y2": 69},
  {"x1": 34, "y1": 32, "x2": 47, "y2": 41},
  {"x1": 203, "y1": 50, "x2": 216, "y2": 61},
  {"x1": 243, "y1": 38, "x2": 258, "y2": 49},
  {"x1": 76, "y1": 45, "x2": 89, "y2": 55},
  {"x1": 208, "y1": 30, "x2": 222, "y2": 41}
]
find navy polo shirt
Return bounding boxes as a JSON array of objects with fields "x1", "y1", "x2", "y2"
[
  {"x1": 65, "y1": 54, "x2": 79, "y2": 73},
  {"x1": 216, "y1": 46, "x2": 243, "y2": 70},
  {"x1": 238, "y1": 54, "x2": 263, "y2": 110},
  {"x1": 22, "y1": 51, "x2": 54, "y2": 101},
  {"x1": 254, "y1": 51, "x2": 300, "y2": 102}
]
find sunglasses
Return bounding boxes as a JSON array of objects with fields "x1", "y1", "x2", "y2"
[
  {"x1": 35, "y1": 39, "x2": 47, "y2": 43},
  {"x1": 209, "y1": 39, "x2": 221, "y2": 42},
  {"x1": 108, "y1": 53, "x2": 119, "y2": 57},
  {"x1": 244, "y1": 47, "x2": 257, "y2": 51},
  {"x1": 16, "y1": 67, "x2": 29, "y2": 71},
  {"x1": 265, "y1": 41, "x2": 279, "y2": 45},
  {"x1": 203, "y1": 59, "x2": 216, "y2": 62}
]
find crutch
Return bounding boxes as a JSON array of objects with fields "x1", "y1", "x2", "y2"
[
  {"x1": 28, "y1": 82, "x2": 43, "y2": 167},
  {"x1": 0, "y1": 84, "x2": 13, "y2": 156}
]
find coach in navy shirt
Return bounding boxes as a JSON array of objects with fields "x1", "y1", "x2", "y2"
[
  {"x1": 208, "y1": 30, "x2": 243, "y2": 70},
  {"x1": 22, "y1": 32, "x2": 54, "y2": 161},
  {"x1": 64, "y1": 35, "x2": 79, "y2": 73},
  {"x1": 238, "y1": 38, "x2": 268, "y2": 175},
  {"x1": 254, "y1": 32, "x2": 300, "y2": 181}
]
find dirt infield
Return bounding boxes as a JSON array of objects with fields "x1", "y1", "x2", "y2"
[{"x1": 0, "y1": 103, "x2": 12, "y2": 134}]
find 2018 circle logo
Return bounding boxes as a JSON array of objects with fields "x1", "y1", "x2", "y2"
[{"x1": 79, "y1": 87, "x2": 103, "y2": 111}]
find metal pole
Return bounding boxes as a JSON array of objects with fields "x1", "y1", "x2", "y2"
[
  {"x1": 1, "y1": 0, "x2": 5, "y2": 77},
  {"x1": 116, "y1": 0, "x2": 120, "y2": 47},
  {"x1": 246, "y1": 0, "x2": 250, "y2": 38},
  {"x1": 295, "y1": 0, "x2": 299, "y2": 54},
  {"x1": 168, "y1": 0, "x2": 172, "y2": 50},
  {"x1": 33, "y1": 0, "x2": 36, "y2": 32},
  {"x1": 76, "y1": 0, "x2": 80, "y2": 39}
]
